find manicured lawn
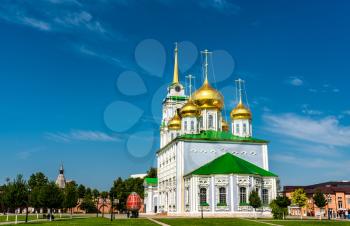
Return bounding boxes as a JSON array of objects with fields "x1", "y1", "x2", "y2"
[
  {"x1": 159, "y1": 218, "x2": 350, "y2": 226},
  {"x1": 5, "y1": 217, "x2": 158, "y2": 226}
]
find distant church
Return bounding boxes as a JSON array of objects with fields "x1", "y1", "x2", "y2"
[
  {"x1": 55, "y1": 164, "x2": 66, "y2": 189},
  {"x1": 144, "y1": 44, "x2": 278, "y2": 216}
]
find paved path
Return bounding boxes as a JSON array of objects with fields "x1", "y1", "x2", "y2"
[{"x1": 147, "y1": 217, "x2": 170, "y2": 226}]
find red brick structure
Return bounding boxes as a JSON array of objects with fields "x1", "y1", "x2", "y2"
[{"x1": 283, "y1": 181, "x2": 350, "y2": 218}]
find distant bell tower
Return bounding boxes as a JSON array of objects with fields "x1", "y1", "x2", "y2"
[
  {"x1": 160, "y1": 43, "x2": 188, "y2": 148},
  {"x1": 55, "y1": 164, "x2": 66, "y2": 189},
  {"x1": 230, "y1": 78, "x2": 253, "y2": 137}
]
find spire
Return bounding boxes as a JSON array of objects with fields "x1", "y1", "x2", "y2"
[
  {"x1": 186, "y1": 74, "x2": 195, "y2": 97},
  {"x1": 173, "y1": 42, "x2": 179, "y2": 84},
  {"x1": 59, "y1": 163, "x2": 64, "y2": 174},
  {"x1": 235, "y1": 78, "x2": 244, "y2": 104},
  {"x1": 201, "y1": 49, "x2": 211, "y2": 85}
]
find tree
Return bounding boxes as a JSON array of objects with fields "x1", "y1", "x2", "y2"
[
  {"x1": 63, "y1": 182, "x2": 78, "y2": 218},
  {"x1": 99, "y1": 191, "x2": 109, "y2": 217},
  {"x1": 92, "y1": 189, "x2": 99, "y2": 199},
  {"x1": 39, "y1": 182, "x2": 64, "y2": 221},
  {"x1": 77, "y1": 184, "x2": 86, "y2": 199},
  {"x1": 85, "y1": 188, "x2": 92, "y2": 197},
  {"x1": 79, "y1": 194, "x2": 97, "y2": 213},
  {"x1": 28, "y1": 172, "x2": 49, "y2": 216},
  {"x1": 313, "y1": 190, "x2": 327, "y2": 220},
  {"x1": 291, "y1": 188, "x2": 308, "y2": 219},
  {"x1": 146, "y1": 167, "x2": 157, "y2": 178},
  {"x1": 270, "y1": 196, "x2": 291, "y2": 219},
  {"x1": 249, "y1": 190, "x2": 262, "y2": 219},
  {"x1": 2, "y1": 175, "x2": 29, "y2": 222}
]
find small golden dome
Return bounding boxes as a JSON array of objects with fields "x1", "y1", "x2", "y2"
[
  {"x1": 168, "y1": 110, "x2": 181, "y2": 130},
  {"x1": 222, "y1": 119, "x2": 229, "y2": 131},
  {"x1": 179, "y1": 99, "x2": 200, "y2": 118},
  {"x1": 230, "y1": 101, "x2": 252, "y2": 120},
  {"x1": 192, "y1": 80, "x2": 224, "y2": 110}
]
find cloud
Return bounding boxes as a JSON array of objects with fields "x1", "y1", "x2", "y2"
[
  {"x1": 16, "y1": 147, "x2": 44, "y2": 160},
  {"x1": 199, "y1": 0, "x2": 241, "y2": 15},
  {"x1": 286, "y1": 76, "x2": 304, "y2": 86},
  {"x1": 45, "y1": 130, "x2": 120, "y2": 143},
  {"x1": 301, "y1": 104, "x2": 322, "y2": 115},
  {"x1": 263, "y1": 113, "x2": 350, "y2": 147},
  {"x1": 77, "y1": 45, "x2": 125, "y2": 68}
]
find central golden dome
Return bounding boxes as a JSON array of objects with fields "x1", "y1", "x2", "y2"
[
  {"x1": 179, "y1": 99, "x2": 200, "y2": 118},
  {"x1": 230, "y1": 101, "x2": 252, "y2": 120},
  {"x1": 168, "y1": 110, "x2": 181, "y2": 130},
  {"x1": 192, "y1": 80, "x2": 224, "y2": 110}
]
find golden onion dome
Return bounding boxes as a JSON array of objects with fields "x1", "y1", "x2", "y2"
[
  {"x1": 192, "y1": 79, "x2": 224, "y2": 110},
  {"x1": 179, "y1": 99, "x2": 200, "y2": 118},
  {"x1": 222, "y1": 119, "x2": 229, "y2": 131},
  {"x1": 230, "y1": 101, "x2": 252, "y2": 120},
  {"x1": 168, "y1": 110, "x2": 181, "y2": 130}
]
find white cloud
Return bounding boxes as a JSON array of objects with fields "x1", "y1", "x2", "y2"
[
  {"x1": 22, "y1": 17, "x2": 51, "y2": 31},
  {"x1": 199, "y1": 0, "x2": 241, "y2": 15},
  {"x1": 301, "y1": 104, "x2": 322, "y2": 115},
  {"x1": 263, "y1": 113, "x2": 350, "y2": 147},
  {"x1": 45, "y1": 130, "x2": 120, "y2": 143},
  {"x1": 286, "y1": 76, "x2": 304, "y2": 86},
  {"x1": 77, "y1": 45, "x2": 124, "y2": 68}
]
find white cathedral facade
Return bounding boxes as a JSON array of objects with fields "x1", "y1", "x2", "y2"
[{"x1": 144, "y1": 45, "x2": 278, "y2": 217}]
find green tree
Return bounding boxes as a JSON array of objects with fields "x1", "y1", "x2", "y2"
[
  {"x1": 85, "y1": 187, "x2": 92, "y2": 197},
  {"x1": 2, "y1": 175, "x2": 29, "y2": 222},
  {"x1": 313, "y1": 190, "x2": 327, "y2": 220},
  {"x1": 39, "y1": 182, "x2": 64, "y2": 221},
  {"x1": 92, "y1": 189, "x2": 99, "y2": 199},
  {"x1": 63, "y1": 182, "x2": 78, "y2": 218},
  {"x1": 249, "y1": 190, "x2": 262, "y2": 219},
  {"x1": 79, "y1": 194, "x2": 97, "y2": 213},
  {"x1": 28, "y1": 172, "x2": 48, "y2": 216},
  {"x1": 146, "y1": 167, "x2": 157, "y2": 178},
  {"x1": 100, "y1": 191, "x2": 109, "y2": 217},
  {"x1": 77, "y1": 184, "x2": 86, "y2": 199},
  {"x1": 270, "y1": 196, "x2": 291, "y2": 219},
  {"x1": 291, "y1": 188, "x2": 308, "y2": 219}
]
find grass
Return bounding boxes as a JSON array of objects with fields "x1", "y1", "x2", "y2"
[
  {"x1": 4, "y1": 217, "x2": 158, "y2": 226},
  {"x1": 1, "y1": 216, "x2": 350, "y2": 226},
  {"x1": 158, "y1": 218, "x2": 350, "y2": 226}
]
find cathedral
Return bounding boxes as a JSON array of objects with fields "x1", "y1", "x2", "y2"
[{"x1": 144, "y1": 44, "x2": 278, "y2": 217}]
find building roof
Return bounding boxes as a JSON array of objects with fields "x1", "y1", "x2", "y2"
[
  {"x1": 284, "y1": 181, "x2": 350, "y2": 195},
  {"x1": 144, "y1": 177, "x2": 158, "y2": 185},
  {"x1": 179, "y1": 130, "x2": 268, "y2": 143},
  {"x1": 186, "y1": 153, "x2": 277, "y2": 177}
]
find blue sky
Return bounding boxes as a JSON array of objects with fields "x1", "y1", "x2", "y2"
[{"x1": 0, "y1": 0, "x2": 350, "y2": 191}]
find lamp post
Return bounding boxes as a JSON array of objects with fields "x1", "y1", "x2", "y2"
[
  {"x1": 110, "y1": 194, "x2": 114, "y2": 221},
  {"x1": 327, "y1": 194, "x2": 331, "y2": 220},
  {"x1": 198, "y1": 191, "x2": 204, "y2": 219}
]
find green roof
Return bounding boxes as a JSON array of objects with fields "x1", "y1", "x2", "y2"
[
  {"x1": 179, "y1": 130, "x2": 268, "y2": 143},
  {"x1": 168, "y1": 96, "x2": 188, "y2": 101},
  {"x1": 144, "y1": 177, "x2": 158, "y2": 185},
  {"x1": 187, "y1": 153, "x2": 277, "y2": 177}
]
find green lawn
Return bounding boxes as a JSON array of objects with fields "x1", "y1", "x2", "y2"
[
  {"x1": 159, "y1": 218, "x2": 350, "y2": 226},
  {"x1": 5, "y1": 217, "x2": 158, "y2": 226}
]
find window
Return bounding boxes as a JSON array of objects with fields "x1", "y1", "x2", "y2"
[
  {"x1": 171, "y1": 133, "x2": 174, "y2": 140},
  {"x1": 199, "y1": 117, "x2": 203, "y2": 128},
  {"x1": 347, "y1": 198, "x2": 350, "y2": 205},
  {"x1": 240, "y1": 187, "x2": 247, "y2": 204},
  {"x1": 338, "y1": 197, "x2": 343, "y2": 209},
  {"x1": 208, "y1": 115, "x2": 213, "y2": 128},
  {"x1": 184, "y1": 121, "x2": 187, "y2": 131},
  {"x1": 262, "y1": 189, "x2": 269, "y2": 205},
  {"x1": 236, "y1": 124, "x2": 240, "y2": 134},
  {"x1": 190, "y1": 121, "x2": 194, "y2": 130},
  {"x1": 243, "y1": 123, "x2": 247, "y2": 134},
  {"x1": 219, "y1": 187, "x2": 226, "y2": 204},
  {"x1": 200, "y1": 188, "x2": 207, "y2": 204}
]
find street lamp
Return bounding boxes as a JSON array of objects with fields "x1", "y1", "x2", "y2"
[{"x1": 198, "y1": 191, "x2": 204, "y2": 219}]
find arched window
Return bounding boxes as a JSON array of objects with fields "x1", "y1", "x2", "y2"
[
  {"x1": 200, "y1": 187, "x2": 207, "y2": 204},
  {"x1": 171, "y1": 133, "x2": 174, "y2": 140},
  {"x1": 236, "y1": 124, "x2": 240, "y2": 134},
  {"x1": 184, "y1": 121, "x2": 188, "y2": 131},
  {"x1": 239, "y1": 187, "x2": 247, "y2": 204},
  {"x1": 262, "y1": 189, "x2": 269, "y2": 205},
  {"x1": 190, "y1": 121, "x2": 194, "y2": 130},
  {"x1": 208, "y1": 115, "x2": 213, "y2": 128},
  {"x1": 219, "y1": 187, "x2": 226, "y2": 204},
  {"x1": 243, "y1": 123, "x2": 247, "y2": 134},
  {"x1": 199, "y1": 117, "x2": 203, "y2": 128}
]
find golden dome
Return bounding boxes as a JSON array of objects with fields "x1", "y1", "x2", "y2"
[
  {"x1": 192, "y1": 79, "x2": 224, "y2": 110},
  {"x1": 168, "y1": 110, "x2": 181, "y2": 130},
  {"x1": 179, "y1": 99, "x2": 200, "y2": 118},
  {"x1": 222, "y1": 119, "x2": 229, "y2": 131},
  {"x1": 230, "y1": 101, "x2": 252, "y2": 120}
]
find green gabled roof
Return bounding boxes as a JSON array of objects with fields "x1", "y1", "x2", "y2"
[
  {"x1": 187, "y1": 153, "x2": 277, "y2": 177},
  {"x1": 144, "y1": 177, "x2": 158, "y2": 185},
  {"x1": 179, "y1": 130, "x2": 268, "y2": 143}
]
